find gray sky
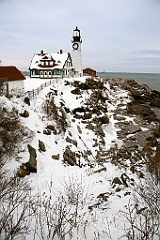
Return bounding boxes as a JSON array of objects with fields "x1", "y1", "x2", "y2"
[{"x1": 0, "y1": 0, "x2": 160, "y2": 73}]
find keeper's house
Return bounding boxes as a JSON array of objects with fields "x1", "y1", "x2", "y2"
[{"x1": 29, "y1": 50, "x2": 73, "y2": 79}]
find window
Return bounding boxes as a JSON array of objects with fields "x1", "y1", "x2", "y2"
[
  {"x1": 48, "y1": 71, "x2": 52, "y2": 77},
  {"x1": 35, "y1": 69, "x2": 39, "y2": 75},
  {"x1": 40, "y1": 71, "x2": 44, "y2": 78}
]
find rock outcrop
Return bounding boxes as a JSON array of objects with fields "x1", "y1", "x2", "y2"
[
  {"x1": 63, "y1": 146, "x2": 77, "y2": 166},
  {"x1": 17, "y1": 144, "x2": 37, "y2": 177},
  {"x1": 19, "y1": 110, "x2": 29, "y2": 118},
  {"x1": 38, "y1": 140, "x2": 46, "y2": 152}
]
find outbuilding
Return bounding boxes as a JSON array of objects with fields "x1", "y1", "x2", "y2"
[
  {"x1": 0, "y1": 66, "x2": 25, "y2": 81},
  {"x1": 83, "y1": 68, "x2": 96, "y2": 77}
]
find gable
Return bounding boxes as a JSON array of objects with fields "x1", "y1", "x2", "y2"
[
  {"x1": 29, "y1": 52, "x2": 71, "y2": 70},
  {"x1": 0, "y1": 66, "x2": 25, "y2": 81}
]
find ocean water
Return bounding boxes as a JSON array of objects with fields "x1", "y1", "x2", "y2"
[{"x1": 97, "y1": 72, "x2": 160, "y2": 92}]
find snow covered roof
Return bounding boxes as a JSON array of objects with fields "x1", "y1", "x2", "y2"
[{"x1": 29, "y1": 50, "x2": 71, "y2": 70}]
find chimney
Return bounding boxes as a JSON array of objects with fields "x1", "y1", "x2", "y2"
[
  {"x1": 41, "y1": 50, "x2": 44, "y2": 55},
  {"x1": 60, "y1": 49, "x2": 63, "y2": 54}
]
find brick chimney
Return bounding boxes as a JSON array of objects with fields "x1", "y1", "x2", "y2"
[
  {"x1": 40, "y1": 50, "x2": 44, "y2": 55},
  {"x1": 60, "y1": 49, "x2": 63, "y2": 54}
]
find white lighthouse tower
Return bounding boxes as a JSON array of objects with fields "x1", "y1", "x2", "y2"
[{"x1": 71, "y1": 26, "x2": 83, "y2": 77}]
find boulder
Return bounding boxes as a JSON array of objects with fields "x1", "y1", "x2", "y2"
[
  {"x1": 43, "y1": 129, "x2": 51, "y2": 135},
  {"x1": 24, "y1": 97, "x2": 30, "y2": 106},
  {"x1": 112, "y1": 177, "x2": 123, "y2": 185},
  {"x1": 117, "y1": 149, "x2": 131, "y2": 159},
  {"x1": 19, "y1": 110, "x2": 29, "y2": 118},
  {"x1": 46, "y1": 124, "x2": 55, "y2": 131},
  {"x1": 126, "y1": 125, "x2": 141, "y2": 134},
  {"x1": 52, "y1": 154, "x2": 60, "y2": 160},
  {"x1": 123, "y1": 140, "x2": 139, "y2": 149},
  {"x1": 27, "y1": 144, "x2": 37, "y2": 170},
  {"x1": 97, "y1": 192, "x2": 111, "y2": 201},
  {"x1": 127, "y1": 102, "x2": 157, "y2": 122},
  {"x1": 66, "y1": 136, "x2": 77, "y2": 146},
  {"x1": 46, "y1": 125, "x2": 57, "y2": 134},
  {"x1": 17, "y1": 145, "x2": 37, "y2": 177},
  {"x1": 82, "y1": 112, "x2": 92, "y2": 120},
  {"x1": 134, "y1": 130, "x2": 155, "y2": 147},
  {"x1": 99, "y1": 114, "x2": 109, "y2": 124},
  {"x1": 71, "y1": 88, "x2": 81, "y2": 95},
  {"x1": 38, "y1": 140, "x2": 46, "y2": 152},
  {"x1": 120, "y1": 173, "x2": 130, "y2": 187},
  {"x1": 73, "y1": 107, "x2": 85, "y2": 114},
  {"x1": 63, "y1": 146, "x2": 76, "y2": 166},
  {"x1": 17, "y1": 163, "x2": 30, "y2": 177}
]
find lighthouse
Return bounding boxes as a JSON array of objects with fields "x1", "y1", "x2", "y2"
[{"x1": 71, "y1": 26, "x2": 83, "y2": 77}]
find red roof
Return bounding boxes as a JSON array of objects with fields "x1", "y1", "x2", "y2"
[{"x1": 0, "y1": 66, "x2": 25, "y2": 81}]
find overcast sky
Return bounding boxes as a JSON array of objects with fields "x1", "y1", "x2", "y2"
[{"x1": 0, "y1": 0, "x2": 160, "y2": 73}]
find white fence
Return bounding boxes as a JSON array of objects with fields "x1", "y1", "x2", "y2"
[
  {"x1": 0, "y1": 78, "x2": 62, "y2": 98},
  {"x1": 25, "y1": 79, "x2": 57, "y2": 98}
]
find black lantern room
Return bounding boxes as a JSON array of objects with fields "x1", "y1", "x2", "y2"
[{"x1": 72, "y1": 26, "x2": 82, "y2": 43}]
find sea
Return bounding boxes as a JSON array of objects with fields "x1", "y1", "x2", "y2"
[
  {"x1": 97, "y1": 72, "x2": 160, "y2": 92},
  {"x1": 97, "y1": 72, "x2": 160, "y2": 119}
]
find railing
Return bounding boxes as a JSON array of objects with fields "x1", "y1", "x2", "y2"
[
  {"x1": 25, "y1": 78, "x2": 62, "y2": 99},
  {"x1": 0, "y1": 78, "x2": 62, "y2": 98}
]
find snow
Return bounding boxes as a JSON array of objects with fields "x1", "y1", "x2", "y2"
[
  {"x1": 29, "y1": 52, "x2": 69, "y2": 69},
  {"x1": 24, "y1": 76, "x2": 51, "y2": 91},
  {"x1": 1, "y1": 76, "x2": 155, "y2": 239}
]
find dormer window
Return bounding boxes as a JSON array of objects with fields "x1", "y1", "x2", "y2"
[{"x1": 50, "y1": 61, "x2": 53, "y2": 65}]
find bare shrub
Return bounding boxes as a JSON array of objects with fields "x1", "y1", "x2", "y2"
[
  {"x1": 33, "y1": 180, "x2": 83, "y2": 240},
  {"x1": 0, "y1": 169, "x2": 38, "y2": 240},
  {"x1": 123, "y1": 174, "x2": 160, "y2": 240},
  {"x1": 42, "y1": 95, "x2": 67, "y2": 133},
  {"x1": 0, "y1": 103, "x2": 33, "y2": 163},
  {"x1": 0, "y1": 172, "x2": 111, "y2": 240},
  {"x1": 33, "y1": 176, "x2": 93, "y2": 240},
  {"x1": 62, "y1": 173, "x2": 88, "y2": 207}
]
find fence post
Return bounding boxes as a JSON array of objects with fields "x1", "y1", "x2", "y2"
[{"x1": 6, "y1": 82, "x2": 9, "y2": 98}]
